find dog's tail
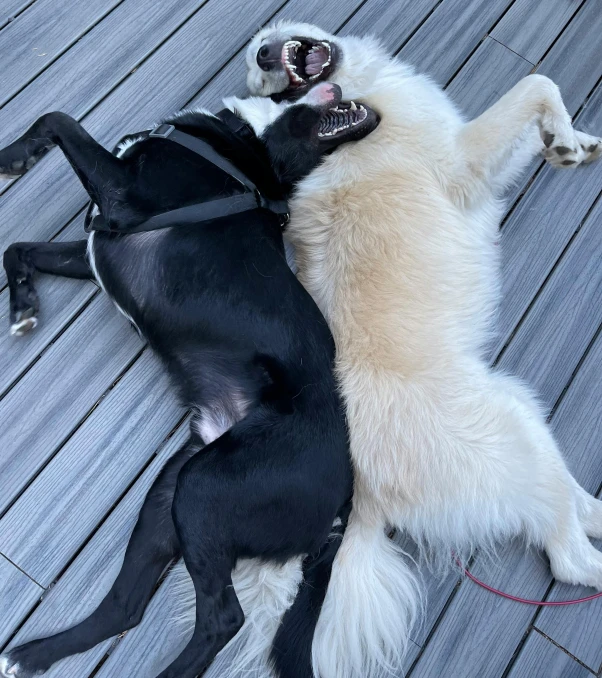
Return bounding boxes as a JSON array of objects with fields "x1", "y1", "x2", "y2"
[
  {"x1": 311, "y1": 511, "x2": 422, "y2": 678},
  {"x1": 269, "y1": 505, "x2": 350, "y2": 678}
]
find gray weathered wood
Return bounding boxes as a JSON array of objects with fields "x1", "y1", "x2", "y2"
[
  {"x1": 0, "y1": 0, "x2": 123, "y2": 107},
  {"x1": 447, "y1": 37, "x2": 533, "y2": 120},
  {"x1": 0, "y1": 349, "x2": 183, "y2": 586},
  {"x1": 499, "y1": 194, "x2": 602, "y2": 410},
  {"x1": 0, "y1": 295, "x2": 142, "y2": 515},
  {"x1": 0, "y1": 555, "x2": 43, "y2": 647},
  {"x1": 492, "y1": 79, "x2": 602, "y2": 359},
  {"x1": 506, "y1": 630, "x2": 592, "y2": 678},
  {"x1": 340, "y1": 0, "x2": 440, "y2": 53},
  {"x1": 5, "y1": 423, "x2": 190, "y2": 675},
  {"x1": 408, "y1": 539, "x2": 552, "y2": 678},
  {"x1": 492, "y1": 0, "x2": 583, "y2": 64},
  {"x1": 1, "y1": 0, "x2": 36, "y2": 28},
  {"x1": 0, "y1": 0, "x2": 208, "y2": 149},
  {"x1": 0, "y1": 0, "x2": 285, "y2": 288},
  {"x1": 538, "y1": 0, "x2": 602, "y2": 115},
  {"x1": 399, "y1": 0, "x2": 516, "y2": 85}
]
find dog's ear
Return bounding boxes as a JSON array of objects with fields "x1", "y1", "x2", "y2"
[{"x1": 223, "y1": 95, "x2": 288, "y2": 137}]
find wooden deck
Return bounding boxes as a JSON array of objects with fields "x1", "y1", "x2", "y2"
[{"x1": 0, "y1": 0, "x2": 601, "y2": 675}]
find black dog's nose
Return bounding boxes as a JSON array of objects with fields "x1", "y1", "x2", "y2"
[{"x1": 257, "y1": 42, "x2": 284, "y2": 71}]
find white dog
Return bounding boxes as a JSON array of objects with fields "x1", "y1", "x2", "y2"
[{"x1": 238, "y1": 21, "x2": 602, "y2": 678}]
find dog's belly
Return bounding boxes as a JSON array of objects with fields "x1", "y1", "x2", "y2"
[{"x1": 192, "y1": 393, "x2": 252, "y2": 444}]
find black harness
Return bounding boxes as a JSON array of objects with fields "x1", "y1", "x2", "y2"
[{"x1": 85, "y1": 110, "x2": 289, "y2": 235}]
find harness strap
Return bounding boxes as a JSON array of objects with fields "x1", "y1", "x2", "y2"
[
  {"x1": 90, "y1": 193, "x2": 261, "y2": 234},
  {"x1": 150, "y1": 124, "x2": 256, "y2": 192},
  {"x1": 86, "y1": 121, "x2": 289, "y2": 234}
]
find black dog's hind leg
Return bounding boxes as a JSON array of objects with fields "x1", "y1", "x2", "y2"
[
  {"x1": 155, "y1": 456, "x2": 246, "y2": 678},
  {"x1": 0, "y1": 437, "x2": 203, "y2": 678},
  {"x1": 0, "y1": 112, "x2": 129, "y2": 217},
  {"x1": 3, "y1": 240, "x2": 91, "y2": 335}
]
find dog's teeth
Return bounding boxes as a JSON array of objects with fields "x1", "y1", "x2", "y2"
[{"x1": 350, "y1": 101, "x2": 357, "y2": 111}]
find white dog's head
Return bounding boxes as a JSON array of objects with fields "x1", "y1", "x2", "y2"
[{"x1": 245, "y1": 21, "x2": 388, "y2": 100}]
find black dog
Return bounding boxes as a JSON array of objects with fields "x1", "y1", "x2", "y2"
[{"x1": 0, "y1": 83, "x2": 378, "y2": 678}]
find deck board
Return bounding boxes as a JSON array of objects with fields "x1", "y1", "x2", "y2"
[
  {"x1": 500, "y1": 192, "x2": 602, "y2": 409},
  {"x1": 1, "y1": 0, "x2": 602, "y2": 675},
  {"x1": 0, "y1": 0, "x2": 208, "y2": 151},
  {"x1": 446, "y1": 37, "x2": 533, "y2": 119},
  {"x1": 0, "y1": 349, "x2": 182, "y2": 585},
  {"x1": 0, "y1": 295, "x2": 142, "y2": 514},
  {"x1": 532, "y1": 334, "x2": 602, "y2": 672},
  {"x1": 399, "y1": 0, "x2": 517, "y2": 84},
  {"x1": 340, "y1": 0, "x2": 440, "y2": 52},
  {"x1": 0, "y1": 555, "x2": 43, "y2": 646},
  {"x1": 491, "y1": 0, "x2": 584, "y2": 64},
  {"x1": 0, "y1": 0, "x2": 124, "y2": 107},
  {"x1": 506, "y1": 630, "x2": 592, "y2": 678},
  {"x1": 1, "y1": 0, "x2": 37, "y2": 28}
]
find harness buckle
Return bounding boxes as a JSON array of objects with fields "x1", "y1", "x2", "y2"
[
  {"x1": 256, "y1": 191, "x2": 290, "y2": 226},
  {"x1": 149, "y1": 124, "x2": 175, "y2": 139}
]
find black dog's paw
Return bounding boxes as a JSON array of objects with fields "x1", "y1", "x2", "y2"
[
  {"x1": 9, "y1": 280, "x2": 40, "y2": 336},
  {"x1": 0, "y1": 140, "x2": 52, "y2": 180},
  {"x1": 0, "y1": 648, "x2": 46, "y2": 677},
  {"x1": 10, "y1": 307, "x2": 38, "y2": 336}
]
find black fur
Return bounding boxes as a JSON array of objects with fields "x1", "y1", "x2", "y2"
[{"x1": 0, "y1": 94, "x2": 376, "y2": 678}]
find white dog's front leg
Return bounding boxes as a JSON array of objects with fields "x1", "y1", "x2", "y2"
[{"x1": 455, "y1": 74, "x2": 601, "y2": 201}]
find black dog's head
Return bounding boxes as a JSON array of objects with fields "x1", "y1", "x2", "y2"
[
  {"x1": 77, "y1": 83, "x2": 378, "y2": 231},
  {"x1": 228, "y1": 82, "x2": 379, "y2": 189}
]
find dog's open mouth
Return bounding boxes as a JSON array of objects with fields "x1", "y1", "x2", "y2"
[
  {"x1": 281, "y1": 39, "x2": 335, "y2": 88},
  {"x1": 318, "y1": 101, "x2": 368, "y2": 137}
]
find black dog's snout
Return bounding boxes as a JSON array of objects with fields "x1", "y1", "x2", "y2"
[{"x1": 257, "y1": 42, "x2": 283, "y2": 71}]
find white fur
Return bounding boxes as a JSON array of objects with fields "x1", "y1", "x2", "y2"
[
  {"x1": 224, "y1": 95, "x2": 288, "y2": 137},
  {"x1": 245, "y1": 23, "x2": 602, "y2": 678}
]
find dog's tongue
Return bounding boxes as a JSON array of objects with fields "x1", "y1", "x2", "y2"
[{"x1": 306, "y1": 49, "x2": 327, "y2": 75}]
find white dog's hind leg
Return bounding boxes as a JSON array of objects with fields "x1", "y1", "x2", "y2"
[
  {"x1": 454, "y1": 74, "x2": 601, "y2": 203},
  {"x1": 544, "y1": 507, "x2": 602, "y2": 589},
  {"x1": 571, "y1": 480, "x2": 602, "y2": 539},
  {"x1": 490, "y1": 378, "x2": 602, "y2": 590}
]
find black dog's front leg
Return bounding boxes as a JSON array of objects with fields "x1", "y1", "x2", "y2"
[
  {"x1": 3, "y1": 240, "x2": 91, "y2": 335},
  {"x1": 0, "y1": 112, "x2": 130, "y2": 219}
]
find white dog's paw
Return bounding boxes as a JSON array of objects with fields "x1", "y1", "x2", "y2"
[
  {"x1": 575, "y1": 130, "x2": 602, "y2": 164},
  {"x1": 542, "y1": 125, "x2": 602, "y2": 168}
]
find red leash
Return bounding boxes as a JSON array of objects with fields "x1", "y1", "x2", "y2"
[{"x1": 455, "y1": 556, "x2": 602, "y2": 606}]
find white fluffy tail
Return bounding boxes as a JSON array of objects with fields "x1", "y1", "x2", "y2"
[
  {"x1": 312, "y1": 514, "x2": 422, "y2": 678},
  {"x1": 172, "y1": 556, "x2": 304, "y2": 677}
]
